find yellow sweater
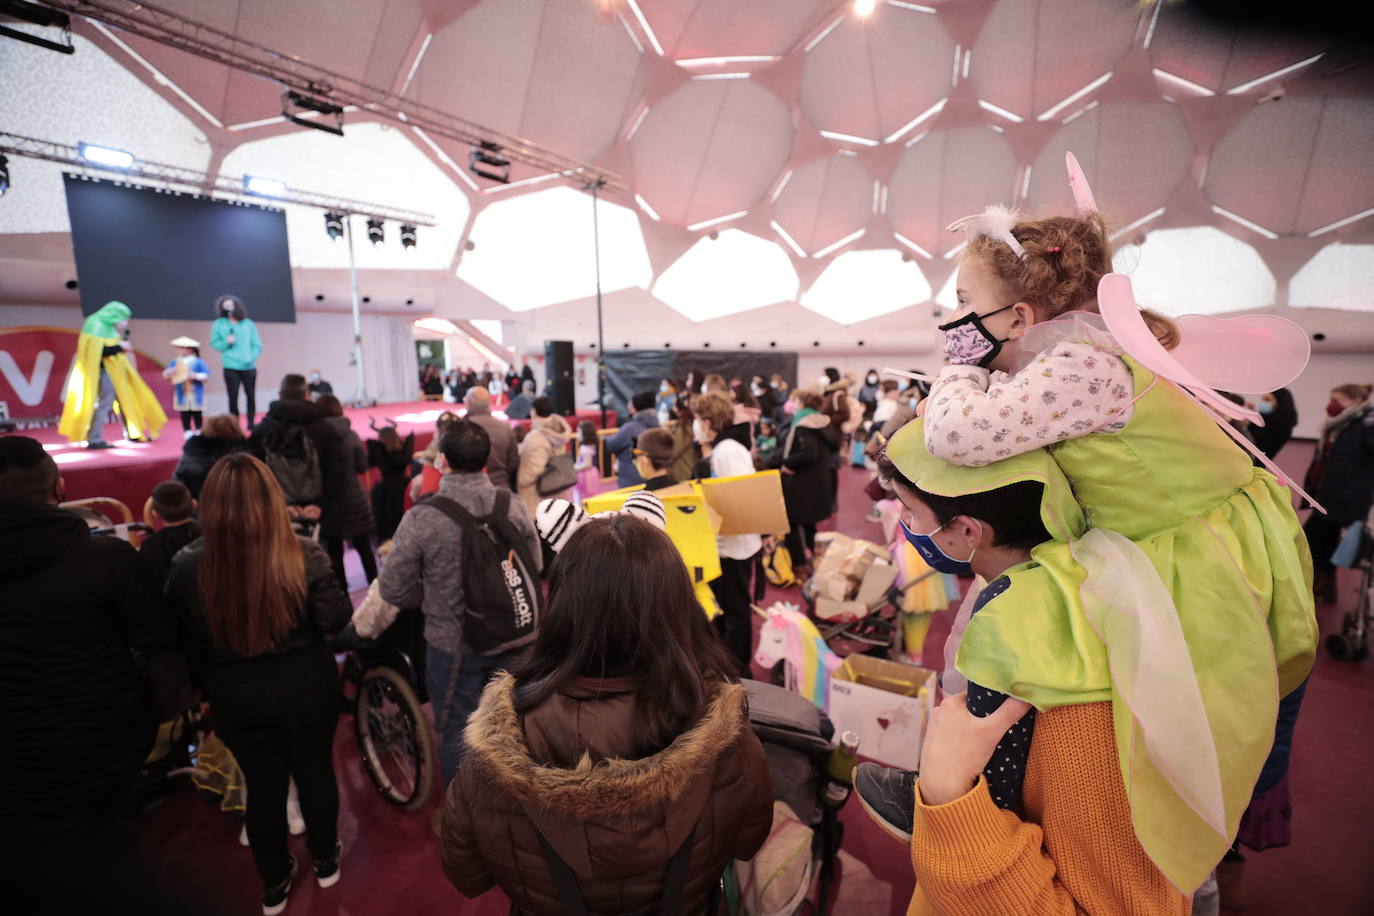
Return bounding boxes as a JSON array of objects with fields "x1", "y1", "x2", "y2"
[{"x1": 908, "y1": 702, "x2": 1191, "y2": 916}]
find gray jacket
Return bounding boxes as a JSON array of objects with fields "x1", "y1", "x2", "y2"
[
  {"x1": 379, "y1": 471, "x2": 542, "y2": 655},
  {"x1": 465, "y1": 407, "x2": 519, "y2": 492}
]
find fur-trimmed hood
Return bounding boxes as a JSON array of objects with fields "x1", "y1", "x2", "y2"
[{"x1": 463, "y1": 672, "x2": 748, "y2": 821}]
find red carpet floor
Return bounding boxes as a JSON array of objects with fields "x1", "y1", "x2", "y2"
[
  {"x1": 137, "y1": 450, "x2": 1374, "y2": 915},
  {"x1": 14, "y1": 401, "x2": 607, "y2": 512}
]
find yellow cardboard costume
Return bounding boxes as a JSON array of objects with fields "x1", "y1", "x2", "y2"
[{"x1": 59, "y1": 301, "x2": 167, "y2": 443}]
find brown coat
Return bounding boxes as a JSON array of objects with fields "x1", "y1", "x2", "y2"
[
  {"x1": 516, "y1": 413, "x2": 575, "y2": 515},
  {"x1": 441, "y1": 673, "x2": 773, "y2": 915}
]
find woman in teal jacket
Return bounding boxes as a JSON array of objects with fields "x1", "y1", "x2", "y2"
[{"x1": 210, "y1": 295, "x2": 263, "y2": 426}]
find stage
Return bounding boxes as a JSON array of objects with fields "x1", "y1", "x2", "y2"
[{"x1": 18, "y1": 401, "x2": 608, "y2": 514}]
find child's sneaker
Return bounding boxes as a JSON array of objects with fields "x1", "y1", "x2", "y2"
[
  {"x1": 261, "y1": 856, "x2": 296, "y2": 916},
  {"x1": 854, "y1": 762, "x2": 916, "y2": 844},
  {"x1": 286, "y1": 782, "x2": 305, "y2": 836},
  {"x1": 313, "y1": 842, "x2": 342, "y2": 889}
]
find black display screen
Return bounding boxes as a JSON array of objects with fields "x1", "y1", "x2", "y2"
[{"x1": 63, "y1": 173, "x2": 295, "y2": 322}]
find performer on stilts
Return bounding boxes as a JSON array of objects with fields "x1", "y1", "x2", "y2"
[{"x1": 58, "y1": 300, "x2": 167, "y2": 449}]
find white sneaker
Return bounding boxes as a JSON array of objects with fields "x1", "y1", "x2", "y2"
[{"x1": 287, "y1": 781, "x2": 305, "y2": 836}]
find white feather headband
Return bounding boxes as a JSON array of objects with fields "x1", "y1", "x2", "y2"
[{"x1": 946, "y1": 204, "x2": 1027, "y2": 261}]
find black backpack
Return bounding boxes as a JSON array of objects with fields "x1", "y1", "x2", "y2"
[
  {"x1": 263, "y1": 423, "x2": 322, "y2": 504},
  {"x1": 425, "y1": 491, "x2": 540, "y2": 654}
]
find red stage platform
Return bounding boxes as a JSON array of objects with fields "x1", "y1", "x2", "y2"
[{"x1": 14, "y1": 401, "x2": 606, "y2": 513}]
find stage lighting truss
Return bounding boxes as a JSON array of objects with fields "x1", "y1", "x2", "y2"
[
  {"x1": 0, "y1": 0, "x2": 74, "y2": 55},
  {"x1": 0, "y1": 130, "x2": 435, "y2": 228},
  {"x1": 282, "y1": 89, "x2": 345, "y2": 136},
  {"x1": 399, "y1": 224, "x2": 417, "y2": 249},
  {"x1": 366, "y1": 218, "x2": 384, "y2": 246},
  {"x1": 324, "y1": 210, "x2": 345, "y2": 241},
  {"x1": 31, "y1": 0, "x2": 623, "y2": 190},
  {"x1": 469, "y1": 141, "x2": 511, "y2": 184}
]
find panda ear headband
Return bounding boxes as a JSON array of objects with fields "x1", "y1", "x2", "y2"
[{"x1": 535, "y1": 491, "x2": 668, "y2": 554}]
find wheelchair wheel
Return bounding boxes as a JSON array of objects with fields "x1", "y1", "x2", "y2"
[
  {"x1": 355, "y1": 666, "x2": 434, "y2": 811},
  {"x1": 1326, "y1": 614, "x2": 1368, "y2": 662}
]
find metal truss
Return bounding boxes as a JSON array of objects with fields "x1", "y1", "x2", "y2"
[
  {"x1": 36, "y1": 0, "x2": 626, "y2": 191},
  {"x1": 0, "y1": 131, "x2": 437, "y2": 224}
]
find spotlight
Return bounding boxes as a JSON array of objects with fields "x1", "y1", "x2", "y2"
[
  {"x1": 853, "y1": 0, "x2": 876, "y2": 15},
  {"x1": 469, "y1": 141, "x2": 511, "y2": 184},
  {"x1": 399, "y1": 224, "x2": 417, "y2": 249},
  {"x1": 366, "y1": 218, "x2": 384, "y2": 246},
  {"x1": 0, "y1": 2, "x2": 73, "y2": 54},
  {"x1": 243, "y1": 175, "x2": 286, "y2": 197},
  {"x1": 0, "y1": 154, "x2": 8, "y2": 196},
  {"x1": 78, "y1": 142, "x2": 134, "y2": 169},
  {"x1": 281, "y1": 89, "x2": 345, "y2": 136},
  {"x1": 324, "y1": 211, "x2": 344, "y2": 241}
]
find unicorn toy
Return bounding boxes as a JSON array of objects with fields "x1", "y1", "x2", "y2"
[{"x1": 753, "y1": 601, "x2": 842, "y2": 711}]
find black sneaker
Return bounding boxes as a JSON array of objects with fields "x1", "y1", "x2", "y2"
[
  {"x1": 854, "y1": 762, "x2": 916, "y2": 844},
  {"x1": 85, "y1": 441, "x2": 115, "y2": 450},
  {"x1": 313, "y1": 841, "x2": 342, "y2": 889},
  {"x1": 262, "y1": 856, "x2": 296, "y2": 915}
]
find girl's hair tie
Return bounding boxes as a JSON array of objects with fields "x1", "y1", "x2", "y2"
[{"x1": 1047, "y1": 246, "x2": 1062, "y2": 253}]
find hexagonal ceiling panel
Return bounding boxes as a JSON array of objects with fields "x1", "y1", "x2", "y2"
[
  {"x1": 653, "y1": 229, "x2": 798, "y2": 321},
  {"x1": 219, "y1": 122, "x2": 470, "y2": 271},
  {"x1": 0, "y1": 31, "x2": 211, "y2": 235},
  {"x1": 1129, "y1": 226, "x2": 1275, "y2": 316},
  {"x1": 1207, "y1": 97, "x2": 1374, "y2": 237},
  {"x1": 799, "y1": 8, "x2": 954, "y2": 144},
  {"x1": 801, "y1": 249, "x2": 930, "y2": 324},
  {"x1": 1147, "y1": 4, "x2": 1326, "y2": 95},
  {"x1": 887, "y1": 127, "x2": 1019, "y2": 257},
  {"x1": 971, "y1": 0, "x2": 1140, "y2": 121},
  {"x1": 1025, "y1": 101, "x2": 1193, "y2": 229},
  {"x1": 1290, "y1": 243, "x2": 1374, "y2": 312},
  {"x1": 457, "y1": 185, "x2": 650, "y2": 311},
  {"x1": 773, "y1": 155, "x2": 874, "y2": 256},
  {"x1": 632, "y1": 78, "x2": 794, "y2": 228},
  {"x1": 640, "y1": 0, "x2": 833, "y2": 59},
  {"x1": 409, "y1": 0, "x2": 643, "y2": 169}
]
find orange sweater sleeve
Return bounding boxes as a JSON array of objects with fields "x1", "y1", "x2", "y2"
[{"x1": 907, "y1": 702, "x2": 1189, "y2": 916}]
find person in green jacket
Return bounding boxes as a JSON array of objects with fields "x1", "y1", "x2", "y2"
[{"x1": 209, "y1": 295, "x2": 263, "y2": 427}]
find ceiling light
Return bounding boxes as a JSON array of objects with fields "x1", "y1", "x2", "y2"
[
  {"x1": 78, "y1": 142, "x2": 135, "y2": 169},
  {"x1": 281, "y1": 89, "x2": 345, "y2": 136},
  {"x1": 366, "y1": 218, "x2": 385, "y2": 246},
  {"x1": 0, "y1": 1, "x2": 73, "y2": 54},
  {"x1": 819, "y1": 129, "x2": 880, "y2": 147},
  {"x1": 400, "y1": 224, "x2": 417, "y2": 249},
  {"x1": 469, "y1": 141, "x2": 510, "y2": 184},
  {"x1": 243, "y1": 175, "x2": 286, "y2": 197},
  {"x1": 854, "y1": 0, "x2": 877, "y2": 16},
  {"x1": 324, "y1": 211, "x2": 344, "y2": 241}
]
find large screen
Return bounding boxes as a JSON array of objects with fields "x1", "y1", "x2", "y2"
[{"x1": 63, "y1": 173, "x2": 296, "y2": 322}]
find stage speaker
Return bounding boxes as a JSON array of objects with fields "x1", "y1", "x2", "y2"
[{"x1": 544, "y1": 339, "x2": 575, "y2": 416}]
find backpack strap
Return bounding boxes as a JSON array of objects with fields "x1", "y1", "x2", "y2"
[
  {"x1": 530, "y1": 822, "x2": 697, "y2": 916},
  {"x1": 424, "y1": 494, "x2": 476, "y2": 531}
]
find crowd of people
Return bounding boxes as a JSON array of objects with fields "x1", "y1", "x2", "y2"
[{"x1": 5, "y1": 173, "x2": 1373, "y2": 916}]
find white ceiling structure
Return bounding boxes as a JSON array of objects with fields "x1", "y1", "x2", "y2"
[{"x1": 2, "y1": 0, "x2": 1374, "y2": 354}]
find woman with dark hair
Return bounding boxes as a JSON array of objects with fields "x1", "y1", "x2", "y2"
[
  {"x1": 1252, "y1": 387, "x2": 1298, "y2": 459},
  {"x1": 773, "y1": 388, "x2": 840, "y2": 576},
  {"x1": 315, "y1": 395, "x2": 377, "y2": 588},
  {"x1": 1303, "y1": 382, "x2": 1374, "y2": 604},
  {"x1": 173, "y1": 412, "x2": 249, "y2": 498},
  {"x1": 667, "y1": 396, "x2": 699, "y2": 484},
  {"x1": 209, "y1": 295, "x2": 263, "y2": 427},
  {"x1": 166, "y1": 453, "x2": 350, "y2": 914},
  {"x1": 440, "y1": 514, "x2": 772, "y2": 914}
]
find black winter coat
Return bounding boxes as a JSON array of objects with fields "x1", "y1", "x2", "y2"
[
  {"x1": 1305, "y1": 403, "x2": 1374, "y2": 524},
  {"x1": 367, "y1": 432, "x2": 414, "y2": 541},
  {"x1": 173, "y1": 434, "x2": 249, "y2": 498},
  {"x1": 165, "y1": 535, "x2": 351, "y2": 682},
  {"x1": 775, "y1": 414, "x2": 840, "y2": 526},
  {"x1": 321, "y1": 415, "x2": 374, "y2": 539},
  {"x1": 249, "y1": 398, "x2": 369, "y2": 538},
  {"x1": 0, "y1": 503, "x2": 185, "y2": 815}
]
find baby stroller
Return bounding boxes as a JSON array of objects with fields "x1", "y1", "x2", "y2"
[
  {"x1": 1326, "y1": 504, "x2": 1374, "y2": 662},
  {"x1": 723, "y1": 679, "x2": 847, "y2": 916}
]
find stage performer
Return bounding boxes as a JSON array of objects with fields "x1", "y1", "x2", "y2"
[
  {"x1": 164, "y1": 336, "x2": 210, "y2": 436},
  {"x1": 858, "y1": 154, "x2": 1318, "y2": 905},
  {"x1": 58, "y1": 300, "x2": 167, "y2": 449},
  {"x1": 210, "y1": 294, "x2": 262, "y2": 427}
]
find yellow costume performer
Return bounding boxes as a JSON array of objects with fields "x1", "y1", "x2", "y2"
[{"x1": 59, "y1": 301, "x2": 166, "y2": 446}]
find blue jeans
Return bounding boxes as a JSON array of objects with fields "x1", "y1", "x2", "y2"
[{"x1": 426, "y1": 645, "x2": 521, "y2": 786}]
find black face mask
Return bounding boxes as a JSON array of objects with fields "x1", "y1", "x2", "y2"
[{"x1": 937, "y1": 303, "x2": 1016, "y2": 369}]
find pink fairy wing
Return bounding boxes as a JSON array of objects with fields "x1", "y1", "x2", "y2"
[
  {"x1": 1170, "y1": 313, "x2": 1311, "y2": 394},
  {"x1": 1065, "y1": 151, "x2": 1098, "y2": 216}
]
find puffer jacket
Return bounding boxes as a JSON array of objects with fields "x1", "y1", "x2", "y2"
[
  {"x1": 441, "y1": 673, "x2": 773, "y2": 915},
  {"x1": 517, "y1": 413, "x2": 575, "y2": 515}
]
